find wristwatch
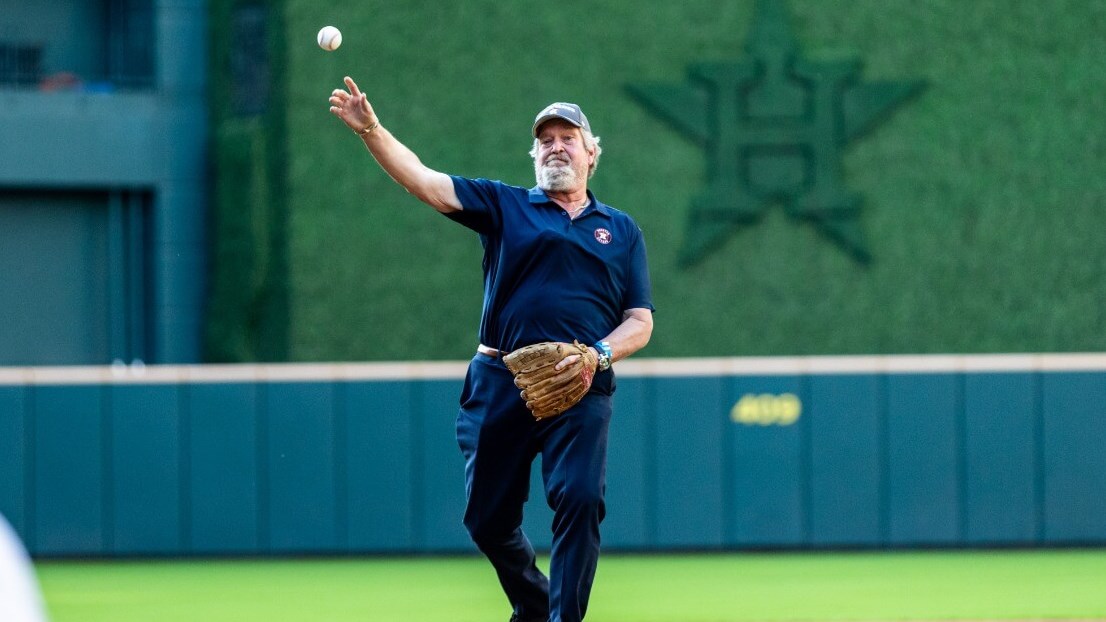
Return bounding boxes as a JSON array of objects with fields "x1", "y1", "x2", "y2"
[{"x1": 594, "y1": 341, "x2": 613, "y2": 372}]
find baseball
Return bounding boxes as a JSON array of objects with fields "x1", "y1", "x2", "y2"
[{"x1": 317, "y1": 26, "x2": 342, "y2": 51}]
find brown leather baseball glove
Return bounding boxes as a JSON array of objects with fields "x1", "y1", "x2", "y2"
[{"x1": 503, "y1": 340, "x2": 599, "y2": 420}]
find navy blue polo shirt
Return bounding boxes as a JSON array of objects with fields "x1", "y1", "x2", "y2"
[{"x1": 446, "y1": 176, "x2": 655, "y2": 352}]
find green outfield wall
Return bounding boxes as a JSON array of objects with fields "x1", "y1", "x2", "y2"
[
  {"x1": 2, "y1": 355, "x2": 1105, "y2": 557},
  {"x1": 206, "y1": 0, "x2": 1106, "y2": 362}
]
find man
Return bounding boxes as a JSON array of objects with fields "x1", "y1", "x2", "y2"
[{"x1": 329, "y1": 77, "x2": 654, "y2": 622}]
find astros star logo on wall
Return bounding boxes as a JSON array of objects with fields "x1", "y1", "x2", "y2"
[{"x1": 627, "y1": 0, "x2": 925, "y2": 266}]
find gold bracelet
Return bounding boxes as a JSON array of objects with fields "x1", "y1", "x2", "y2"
[{"x1": 357, "y1": 121, "x2": 379, "y2": 136}]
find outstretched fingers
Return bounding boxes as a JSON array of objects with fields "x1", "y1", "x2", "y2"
[
  {"x1": 344, "y1": 76, "x2": 362, "y2": 98},
  {"x1": 329, "y1": 88, "x2": 350, "y2": 117}
]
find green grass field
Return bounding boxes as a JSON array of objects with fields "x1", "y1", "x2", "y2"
[{"x1": 37, "y1": 550, "x2": 1106, "y2": 621}]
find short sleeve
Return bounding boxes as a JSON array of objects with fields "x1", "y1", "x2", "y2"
[
  {"x1": 446, "y1": 176, "x2": 503, "y2": 235},
  {"x1": 622, "y1": 227, "x2": 656, "y2": 313}
]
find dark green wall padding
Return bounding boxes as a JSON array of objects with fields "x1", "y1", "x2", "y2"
[
  {"x1": 209, "y1": 0, "x2": 1106, "y2": 361},
  {"x1": 207, "y1": 0, "x2": 290, "y2": 362}
]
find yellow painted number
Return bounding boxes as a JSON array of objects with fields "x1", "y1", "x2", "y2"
[{"x1": 731, "y1": 393, "x2": 802, "y2": 426}]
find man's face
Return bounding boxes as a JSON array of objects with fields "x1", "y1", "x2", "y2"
[{"x1": 534, "y1": 119, "x2": 594, "y2": 193}]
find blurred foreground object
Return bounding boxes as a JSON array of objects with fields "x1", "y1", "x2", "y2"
[{"x1": 0, "y1": 513, "x2": 47, "y2": 622}]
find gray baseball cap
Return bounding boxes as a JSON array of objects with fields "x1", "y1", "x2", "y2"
[{"x1": 532, "y1": 102, "x2": 591, "y2": 137}]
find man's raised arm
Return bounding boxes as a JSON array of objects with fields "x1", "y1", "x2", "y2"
[{"x1": 329, "y1": 76, "x2": 461, "y2": 214}]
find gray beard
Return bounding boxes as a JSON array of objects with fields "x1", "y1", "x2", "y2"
[{"x1": 536, "y1": 161, "x2": 579, "y2": 192}]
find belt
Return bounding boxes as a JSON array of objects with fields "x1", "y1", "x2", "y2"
[{"x1": 477, "y1": 344, "x2": 506, "y2": 358}]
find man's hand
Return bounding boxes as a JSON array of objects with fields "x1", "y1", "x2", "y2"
[
  {"x1": 329, "y1": 76, "x2": 377, "y2": 135},
  {"x1": 555, "y1": 347, "x2": 600, "y2": 371}
]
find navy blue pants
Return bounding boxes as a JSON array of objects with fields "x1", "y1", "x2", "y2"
[{"x1": 456, "y1": 353, "x2": 613, "y2": 622}]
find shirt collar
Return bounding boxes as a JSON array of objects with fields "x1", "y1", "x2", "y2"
[{"x1": 527, "y1": 186, "x2": 611, "y2": 218}]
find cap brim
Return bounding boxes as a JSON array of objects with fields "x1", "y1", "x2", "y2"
[{"x1": 532, "y1": 114, "x2": 585, "y2": 137}]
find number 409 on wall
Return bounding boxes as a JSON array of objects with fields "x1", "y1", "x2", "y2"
[{"x1": 730, "y1": 393, "x2": 802, "y2": 426}]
